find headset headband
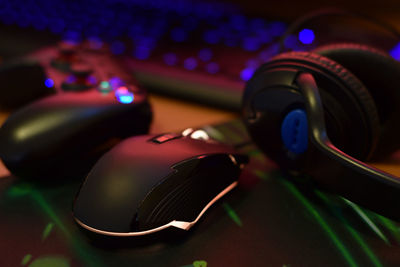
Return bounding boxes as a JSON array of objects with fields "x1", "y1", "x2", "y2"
[{"x1": 297, "y1": 72, "x2": 400, "y2": 220}]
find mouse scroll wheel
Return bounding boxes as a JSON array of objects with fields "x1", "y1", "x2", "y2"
[{"x1": 149, "y1": 133, "x2": 182, "y2": 144}]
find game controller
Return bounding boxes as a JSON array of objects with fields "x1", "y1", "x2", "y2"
[
  {"x1": 0, "y1": 60, "x2": 55, "y2": 110},
  {"x1": 0, "y1": 41, "x2": 152, "y2": 180}
]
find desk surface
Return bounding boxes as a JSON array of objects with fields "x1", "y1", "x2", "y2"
[{"x1": 1, "y1": 109, "x2": 400, "y2": 267}]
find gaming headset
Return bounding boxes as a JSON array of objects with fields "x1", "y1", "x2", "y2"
[{"x1": 242, "y1": 11, "x2": 400, "y2": 221}]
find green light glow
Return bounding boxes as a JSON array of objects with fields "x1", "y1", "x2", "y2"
[
  {"x1": 375, "y1": 214, "x2": 400, "y2": 243},
  {"x1": 342, "y1": 198, "x2": 389, "y2": 245},
  {"x1": 29, "y1": 190, "x2": 69, "y2": 236},
  {"x1": 21, "y1": 254, "x2": 32, "y2": 266},
  {"x1": 193, "y1": 260, "x2": 207, "y2": 267},
  {"x1": 315, "y1": 192, "x2": 383, "y2": 267},
  {"x1": 343, "y1": 223, "x2": 383, "y2": 267},
  {"x1": 8, "y1": 184, "x2": 32, "y2": 197},
  {"x1": 247, "y1": 150, "x2": 265, "y2": 164},
  {"x1": 8, "y1": 185, "x2": 104, "y2": 267},
  {"x1": 202, "y1": 126, "x2": 225, "y2": 142},
  {"x1": 28, "y1": 256, "x2": 69, "y2": 267},
  {"x1": 282, "y1": 180, "x2": 358, "y2": 267},
  {"x1": 42, "y1": 223, "x2": 54, "y2": 241},
  {"x1": 29, "y1": 190, "x2": 105, "y2": 267},
  {"x1": 252, "y1": 170, "x2": 270, "y2": 181},
  {"x1": 216, "y1": 124, "x2": 242, "y2": 143},
  {"x1": 247, "y1": 149, "x2": 262, "y2": 157},
  {"x1": 99, "y1": 81, "x2": 111, "y2": 89},
  {"x1": 223, "y1": 202, "x2": 243, "y2": 227}
]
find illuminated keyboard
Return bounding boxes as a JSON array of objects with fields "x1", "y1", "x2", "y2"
[{"x1": 0, "y1": 0, "x2": 289, "y2": 110}]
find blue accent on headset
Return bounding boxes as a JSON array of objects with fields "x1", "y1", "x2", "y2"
[{"x1": 281, "y1": 109, "x2": 308, "y2": 154}]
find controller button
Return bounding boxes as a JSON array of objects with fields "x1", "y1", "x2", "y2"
[
  {"x1": 98, "y1": 81, "x2": 112, "y2": 93},
  {"x1": 51, "y1": 41, "x2": 79, "y2": 71},
  {"x1": 61, "y1": 63, "x2": 95, "y2": 91},
  {"x1": 44, "y1": 78, "x2": 55, "y2": 88},
  {"x1": 115, "y1": 86, "x2": 134, "y2": 104},
  {"x1": 59, "y1": 41, "x2": 78, "y2": 54},
  {"x1": 70, "y1": 62, "x2": 93, "y2": 77},
  {"x1": 109, "y1": 77, "x2": 125, "y2": 89}
]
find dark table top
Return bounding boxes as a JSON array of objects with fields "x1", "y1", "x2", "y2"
[{"x1": 1, "y1": 120, "x2": 400, "y2": 267}]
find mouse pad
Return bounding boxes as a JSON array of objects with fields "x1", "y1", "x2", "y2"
[{"x1": 1, "y1": 119, "x2": 400, "y2": 267}]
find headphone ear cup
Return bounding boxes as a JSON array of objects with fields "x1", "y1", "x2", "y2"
[
  {"x1": 243, "y1": 51, "x2": 380, "y2": 162},
  {"x1": 315, "y1": 43, "x2": 400, "y2": 158}
]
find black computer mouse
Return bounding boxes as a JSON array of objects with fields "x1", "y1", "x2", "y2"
[{"x1": 73, "y1": 133, "x2": 248, "y2": 238}]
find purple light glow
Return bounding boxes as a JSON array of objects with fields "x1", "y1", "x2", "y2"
[{"x1": 184, "y1": 57, "x2": 198, "y2": 70}]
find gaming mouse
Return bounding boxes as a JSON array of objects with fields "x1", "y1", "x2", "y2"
[{"x1": 73, "y1": 133, "x2": 248, "y2": 237}]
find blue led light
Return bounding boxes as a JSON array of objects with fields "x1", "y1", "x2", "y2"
[
  {"x1": 87, "y1": 76, "x2": 97, "y2": 85},
  {"x1": 203, "y1": 30, "x2": 220, "y2": 44},
  {"x1": 2, "y1": 12, "x2": 16, "y2": 25},
  {"x1": 224, "y1": 37, "x2": 238, "y2": 47},
  {"x1": 163, "y1": 53, "x2": 178, "y2": 66},
  {"x1": 258, "y1": 43, "x2": 280, "y2": 61},
  {"x1": 171, "y1": 28, "x2": 188, "y2": 42},
  {"x1": 256, "y1": 29, "x2": 273, "y2": 43},
  {"x1": 115, "y1": 87, "x2": 134, "y2": 104},
  {"x1": 109, "y1": 77, "x2": 125, "y2": 89},
  {"x1": 198, "y1": 48, "x2": 213, "y2": 62},
  {"x1": 298, "y1": 29, "x2": 315, "y2": 45},
  {"x1": 246, "y1": 59, "x2": 259, "y2": 68},
  {"x1": 230, "y1": 14, "x2": 246, "y2": 31},
  {"x1": 269, "y1": 21, "x2": 286, "y2": 37},
  {"x1": 32, "y1": 17, "x2": 48, "y2": 31},
  {"x1": 85, "y1": 25, "x2": 101, "y2": 37},
  {"x1": 133, "y1": 46, "x2": 151, "y2": 60},
  {"x1": 240, "y1": 67, "x2": 255, "y2": 81},
  {"x1": 390, "y1": 42, "x2": 400, "y2": 60},
  {"x1": 136, "y1": 37, "x2": 157, "y2": 50},
  {"x1": 184, "y1": 57, "x2": 198, "y2": 70},
  {"x1": 206, "y1": 62, "x2": 219, "y2": 74},
  {"x1": 87, "y1": 37, "x2": 103, "y2": 50},
  {"x1": 66, "y1": 75, "x2": 77, "y2": 84},
  {"x1": 62, "y1": 30, "x2": 80, "y2": 43},
  {"x1": 243, "y1": 37, "x2": 261, "y2": 51},
  {"x1": 249, "y1": 18, "x2": 266, "y2": 30},
  {"x1": 111, "y1": 41, "x2": 125, "y2": 55},
  {"x1": 44, "y1": 78, "x2": 54, "y2": 88},
  {"x1": 17, "y1": 16, "x2": 30, "y2": 28},
  {"x1": 182, "y1": 16, "x2": 199, "y2": 31},
  {"x1": 284, "y1": 34, "x2": 298, "y2": 49},
  {"x1": 128, "y1": 25, "x2": 143, "y2": 39},
  {"x1": 118, "y1": 94, "x2": 134, "y2": 104},
  {"x1": 49, "y1": 19, "x2": 65, "y2": 34}
]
